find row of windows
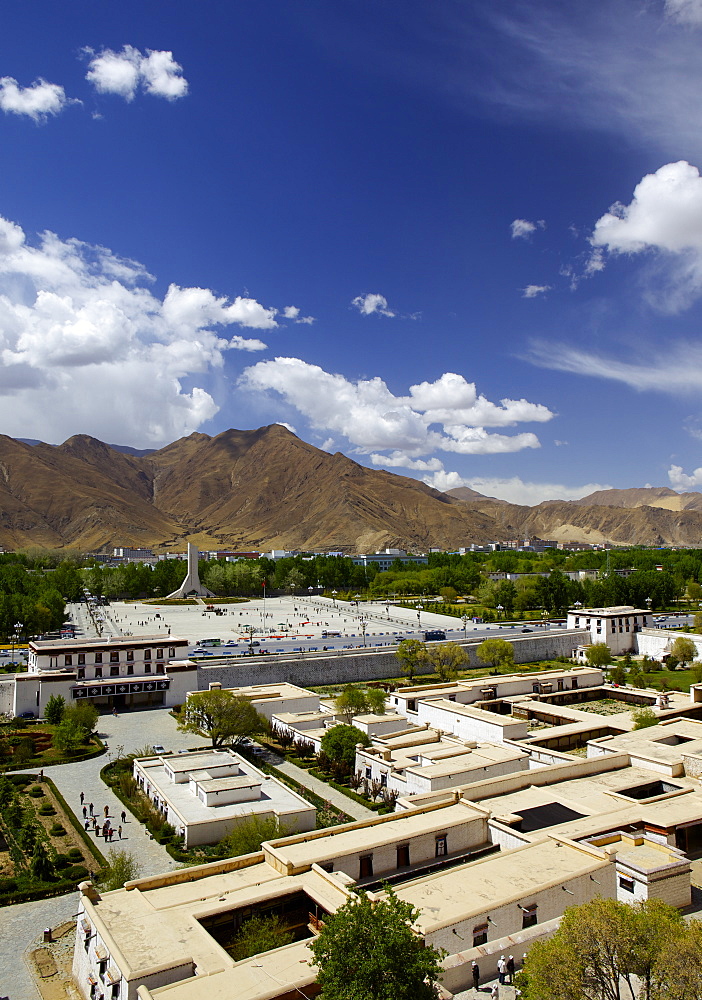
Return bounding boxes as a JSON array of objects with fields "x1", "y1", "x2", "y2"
[
  {"x1": 357, "y1": 835, "x2": 449, "y2": 879},
  {"x1": 472, "y1": 905, "x2": 537, "y2": 947},
  {"x1": 65, "y1": 648, "x2": 175, "y2": 666},
  {"x1": 76, "y1": 663, "x2": 166, "y2": 679}
]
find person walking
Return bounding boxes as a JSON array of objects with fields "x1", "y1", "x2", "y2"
[
  {"x1": 89, "y1": 802, "x2": 94, "y2": 817},
  {"x1": 507, "y1": 956, "x2": 515, "y2": 984},
  {"x1": 82, "y1": 806, "x2": 87, "y2": 819},
  {"x1": 104, "y1": 805, "x2": 109, "y2": 818},
  {"x1": 80, "y1": 791, "x2": 84, "y2": 806},
  {"x1": 472, "y1": 961, "x2": 480, "y2": 992},
  {"x1": 84, "y1": 819, "x2": 90, "y2": 832},
  {"x1": 497, "y1": 956, "x2": 507, "y2": 985},
  {"x1": 117, "y1": 825, "x2": 122, "y2": 840},
  {"x1": 121, "y1": 810, "x2": 126, "y2": 824}
]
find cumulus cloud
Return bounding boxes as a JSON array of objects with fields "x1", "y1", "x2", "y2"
[
  {"x1": 0, "y1": 77, "x2": 69, "y2": 121},
  {"x1": 590, "y1": 161, "x2": 702, "y2": 310},
  {"x1": 240, "y1": 359, "x2": 552, "y2": 459},
  {"x1": 370, "y1": 452, "x2": 445, "y2": 472},
  {"x1": 511, "y1": 219, "x2": 544, "y2": 240},
  {"x1": 0, "y1": 213, "x2": 274, "y2": 446},
  {"x1": 522, "y1": 284, "x2": 551, "y2": 298},
  {"x1": 85, "y1": 46, "x2": 188, "y2": 101},
  {"x1": 422, "y1": 470, "x2": 610, "y2": 505},
  {"x1": 669, "y1": 464, "x2": 702, "y2": 489},
  {"x1": 283, "y1": 305, "x2": 315, "y2": 324},
  {"x1": 351, "y1": 293, "x2": 395, "y2": 317}
]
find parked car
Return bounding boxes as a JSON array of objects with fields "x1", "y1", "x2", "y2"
[{"x1": 152, "y1": 744, "x2": 166, "y2": 754}]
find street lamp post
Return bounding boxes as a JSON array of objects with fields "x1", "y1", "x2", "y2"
[
  {"x1": 645, "y1": 596, "x2": 652, "y2": 615},
  {"x1": 11, "y1": 621, "x2": 22, "y2": 665},
  {"x1": 332, "y1": 590, "x2": 337, "y2": 606},
  {"x1": 417, "y1": 603, "x2": 423, "y2": 632},
  {"x1": 497, "y1": 604, "x2": 504, "y2": 622},
  {"x1": 360, "y1": 617, "x2": 367, "y2": 647},
  {"x1": 461, "y1": 614, "x2": 469, "y2": 638}
]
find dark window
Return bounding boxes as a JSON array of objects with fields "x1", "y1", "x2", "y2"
[
  {"x1": 144, "y1": 663, "x2": 151, "y2": 673},
  {"x1": 110, "y1": 666, "x2": 119, "y2": 677},
  {"x1": 168, "y1": 647, "x2": 175, "y2": 658},
  {"x1": 359, "y1": 855, "x2": 373, "y2": 878},
  {"x1": 320, "y1": 862, "x2": 333, "y2": 873},
  {"x1": 157, "y1": 664, "x2": 165, "y2": 674},
  {"x1": 365, "y1": 767, "x2": 372, "y2": 779},
  {"x1": 127, "y1": 665, "x2": 133, "y2": 676},
  {"x1": 77, "y1": 668, "x2": 85, "y2": 680},
  {"x1": 126, "y1": 651, "x2": 134, "y2": 662},
  {"x1": 532, "y1": 683, "x2": 540, "y2": 693},
  {"x1": 111, "y1": 985, "x2": 120, "y2": 999},
  {"x1": 619, "y1": 877, "x2": 635, "y2": 893},
  {"x1": 95, "y1": 668, "x2": 102, "y2": 679},
  {"x1": 144, "y1": 649, "x2": 151, "y2": 660},
  {"x1": 65, "y1": 655, "x2": 72, "y2": 666},
  {"x1": 435, "y1": 835, "x2": 447, "y2": 857},
  {"x1": 473, "y1": 924, "x2": 488, "y2": 947},
  {"x1": 380, "y1": 773, "x2": 387, "y2": 787},
  {"x1": 78, "y1": 654, "x2": 85, "y2": 665},
  {"x1": 397, "y1": 844, "x2": 410, "y2": 867},
  {"x1": 110, "y1": 651, "x2": 119, "y2": 663},
  {"x1": 156, "y1": 648, "x2": 163, "y2": 659},
  {"x1": 522, "y1": 905, "x2": 538, "y2": 929},
  {"x1": 407, "y1": 699, "x2": 416, "y2": 712},
  {"x1": 95, "y1": 653, "x2": 102, "y2": 664}
]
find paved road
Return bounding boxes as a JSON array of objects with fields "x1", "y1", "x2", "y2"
[{"x1": 261, "y1": 750, "x2": 374, "y2": 822}]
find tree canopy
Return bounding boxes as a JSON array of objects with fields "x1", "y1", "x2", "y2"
[
  {"x1": 585, "y1": 642, "x2": 613, "y2": 667},
  {"x1": 176, "y1": 690, "x2": 267, "y2": 747},
  {"x1": 424, "y1": 641, "x2": 468, "y2": 681},
  {"x1": 320, "y1": 724, "x2": 370, "y2": 768},
  {"x1": 671, "y1": 635, "x2": 697, "y2": 667},
  {"x1": 335, "y1": 684, "x2": 386, "y2": 723},
  {"x1": 309, "y1": 886, "x2": 445, "y2": 1000},
  {"x1": 476, "y1": 637, "x2": 515, "y2": 671},
  {"x1": 520, "y1": 897, "x2": 691, "y2": 1000},
  {"x1": 395, "y1": 639, "x2": 428, "y2": 681}
]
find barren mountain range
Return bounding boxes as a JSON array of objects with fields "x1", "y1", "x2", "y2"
[{"x1": 1, "y1": 426, "x2": 702, "y2": 552}]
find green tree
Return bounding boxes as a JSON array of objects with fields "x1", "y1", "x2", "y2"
[
  {"x1": 310, "y1": 885, "x2": 446, "y2": 1000},
  {"x1": 476, "y1": 637, "x2": 515, "y2": 671},
  {"x1": 632, "y1": 706, "x2": 659, "y2": 730},
  {"x1": 228, "y1": 914, "x2": 294, "y2": 961},
  {"x1": 694, "y1": 613, "x2": 702, "y2": 634},
  {"x1": 653, "y1": 918, "x2": 702, "y2": 1000},
  {"x1": 585, "y1": 643, "x2": 613, "y2": 668},
  {"x1": 97, "y1": 848, "x2": 142, "y2": 891},
  {"x1": 217, "y1": 814, "x2": 289, "y2": 858},
  {"x1": 424, "y1": 641, "x2": 468, "y2": 682},
  {"x1": 44, "y1": 694, "x2": 66, "y2": 725},
  {"x1": 395, "y1": 639, "x2": 428, "y2": 682},
  {"x1": 53, "y1": 719, "x2": 84, "y2": 754},
  {"x1": 522, "y1": 897, "x2": 684, "y2": 1000},
  {"x1": 439, "y1": 586, "x2": 458, "y2": 602},
  {"x1": 671, "y1": 635, "x2": 697, "y2": 667},
  {"x1": 365, "y1": 687, "x2": 386, "y2": 715},
  {"x1": 30, "y1": 840, "x2": 55, "y2": 882},
  {"x1": 64, "y1": 702, "x2": 99, "y2": 738},
  {"x1": 176, "y1": 690, "x2": 267, "y2": 748},
  {"x1": 335, "y1": 684, "x2": 370, "y2": 724},
  {"x1": 609, "y1": 664, "x2": 627, "y2": 686},
  {"x1": 320, "y1": 725, "x2": 370, "y2": 769}
]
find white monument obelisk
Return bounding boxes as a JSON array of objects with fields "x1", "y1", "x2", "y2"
[{"x1": 166, "y1": 542, "x2": 214, "y2": 599}]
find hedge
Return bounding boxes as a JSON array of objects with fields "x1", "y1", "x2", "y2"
[
  {"x1": 1, "y1": 734, "x2": 106, "y2": 772},
  {"x1": 24, "y1": 773, "x2": 106, "y2": 870}
]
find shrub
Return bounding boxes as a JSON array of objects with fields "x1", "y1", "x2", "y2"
[
  {"x1": 38, "y1": 804, "x2": 56, "y2": 816},
  {"x1": 49, "y1": 823, "x2": 66, "y2": 836},
  {"x1": 27, "y1": 786, "x2": 44, "y2": 797},
  {"x1": 0, "y1": 877, "x2": 18, "y2": 893},
  {"x1": 64, "y1": 864, "x2": 89, "y2": 881},
  {"x1": 53, "y1": 854, "x2": 71, "y2": 868},
  {"x1": 67, "y1": 847, "x2": 84, "y2": 861}
]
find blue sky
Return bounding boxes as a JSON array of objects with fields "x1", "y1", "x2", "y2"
[{"x1": 5, "y1": 1, "x2": 702, "y2": 504}]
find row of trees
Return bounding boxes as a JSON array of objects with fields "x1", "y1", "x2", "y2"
[{"x1": 395, "y1": 637, "x2": 514, "y2": 681}]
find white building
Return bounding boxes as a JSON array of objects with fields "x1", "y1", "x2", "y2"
[
  {"x1": 132, "y1": 748, "x2": 315, "y2": 848},
  {"x1": 566, "y1": 606, "x2": 652, "y2": 654},
  {"x1": 0, "y1": 635, "x2": 194, "y2": 717}
]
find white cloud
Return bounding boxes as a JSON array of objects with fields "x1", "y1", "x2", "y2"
[
  {"x1": 665, "y1": 0, "x2": 702, "y2": 25},
  {"x1": 0, "y1": 77, "x2": 68, "y2": 121},
  {"x1": 283, "y1": 305, "x2": 315, "y2": 324},
  {"x1": 85, "y1": 46, "x2": 188, "y2": 101},
  {"x1": 511, "y1": 219, "x2": 544, "y2": 239},
  {"x1": 527, "y1": 338, "x2": 702, "y2": 394},
  {"x1": 669, "y1": 464, "x2": 702, "y2": 489},
  {"x1": 0, "y1": 213, "x2": 273, "y2": 446},
  {"x1": 370, "y1": 452, "x2": 445, "y2": 471},
  {"x1": 351, "y1": 293, "x2": 395, "y2": 317},
  {"x1": 422, "y1": 470, "x2": 610, "y2": 505},
  {"x1": 240, "y1": 359, "x2": 552, "y2": 459},
  {"x1": 522, "y1": 284, "x2": 551, "y2": 298},
  {"x1": 274, "y1": 421, "x2": 297, "y2": 435}
]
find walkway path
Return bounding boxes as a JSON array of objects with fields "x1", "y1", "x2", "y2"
[{"x1": 261, "y1": 749, "x2": 374, "y2": 822}]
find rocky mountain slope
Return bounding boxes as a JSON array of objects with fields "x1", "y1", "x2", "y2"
[{"x1": 3, "y1": 427, "x2": 702, "y2": 552}]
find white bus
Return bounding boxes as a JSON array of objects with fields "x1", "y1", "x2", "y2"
[{"x1": 195, "y1": 637, "x2": 222, "y2": 647}]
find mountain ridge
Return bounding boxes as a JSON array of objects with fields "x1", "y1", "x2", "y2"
[{"x1": 1, "y1": 428, "x2": 702, "y2": 551}]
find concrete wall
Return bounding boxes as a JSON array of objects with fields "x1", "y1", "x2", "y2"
[
  {"x1": 195, "y1": 630, "x2": 589, "y2": 690},
  {"x1": 417, "y1": 702, "x2": 529, "y2": 743}
]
